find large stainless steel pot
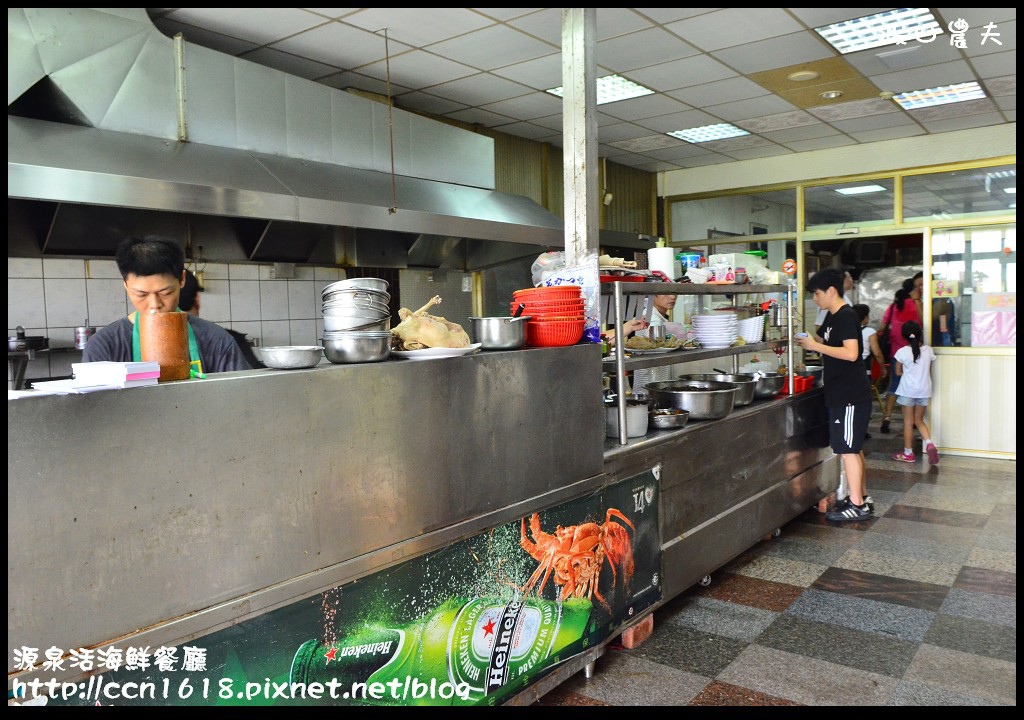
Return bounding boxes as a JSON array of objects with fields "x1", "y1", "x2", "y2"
[
  {"x1": 751, "y1": 372, "x2": 785, "y2": 398},
  {"x1": 678, "y1": 373, "x2": 756, "y2": 406},
  {"x1": 468, "y1": 316, "x2": 531, "y2": 350},
  {"x1": 646, "y1": 379, "x2": 737, "y2": 420}
]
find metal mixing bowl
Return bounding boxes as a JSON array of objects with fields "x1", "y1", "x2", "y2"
[
  {"x1": 751, "y1": 372, "x2": 785, "y2": 398},
  {"x1": 678, "y1": 373, "x2": 756, "y2": 406},
  {"x1": 259, "y1": 346, "x2": 324, "y2": 369},
  {"x1": 645, "y1": 379, "x2": 737, "y2": 420},
  {"x1": 322, "y1": 331, "x2": 392, "y2": 363},
  {"x1": 469, "y1": 316, "x2": 531, "y2": 350}
]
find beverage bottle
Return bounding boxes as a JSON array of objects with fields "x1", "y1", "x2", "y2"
[{"x1": 290, "y1": 596, "x2": 594, "y2": 706}]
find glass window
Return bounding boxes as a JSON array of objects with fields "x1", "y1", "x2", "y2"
[
  {"x1": 804, "y1": 178, "x2": 895, "y2": 230},
  {"x1": 930, "y1": 224, "x2": 1015, "y2": 348},
  {"x1": 904, "y1": 164, "x2": 1016, "y2": 222},
  {"x1": 670, "y1": 189, "x2": 796, "y2": 243}
]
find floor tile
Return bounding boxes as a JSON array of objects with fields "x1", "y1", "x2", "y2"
[
  {"x1": 811, "y1": 566, "x2": 950, "y2": 611},
  {"x1": 716, "y1": 645, "x2": 899, "y2": 706},
  {"x1": 688, "y1": 572, "x2": 803, "y2": 612},
  {"x1": 868, "y1": 516, "x2": 982, "y2": 546},
  {"x1": 882, "y1": 504, "x2": 989, "y2": 529},
  {"x1": 628, "y1": 623, "x2": 749, "y2": 677},
  {"x1": 834, "y1": 548, "x2": 961, "y2": 586},
  {"x1": 924, "y1": 613, "x2": 1017, "y2": 662},
  {"x1": 964, "y1": 546, "x2": 1016, "y2": 573},
  {"x1": 756, "y1": 614, "x2": 919, "y2": 678},
  {"x1": 784, "y1": 587, "x2": 936, "y2": 642},
  {"x1": 660, "y1": 595, "x2": 778, "y2": 642},
  {"x1": 559, "y1": 650, "x2": 709, "y2": 706},
  {"x1": 888, "y1": 679, "x2": 999, "y2": 706},
  {"x1": 535, "y1": 687, "x2": 608, "y2": 706},
  {"x1": 728, "y1": 555, "x2": 829, "y2": 587},
  {"x1": 903, "y1": 643, "x2": 1017, "y2": 706},
  {"x1": 761, "y1": 536, "x2": 852, "y2": 566},
  {"x1": 897, "y1": 493, "x2": 999, "y2": 516},
  {"x1": 855, "y1": 532, "x2": 972, "y2": 565},
  {"x1": 953, "y1": 566, "x2": 1016, "y2": 597},
  {"x1": 939, "y1": 588, "x2": 1017, "y2": 628},
  {"x1": 688, "y1": 680, "x2": 802, "y2": 706}
]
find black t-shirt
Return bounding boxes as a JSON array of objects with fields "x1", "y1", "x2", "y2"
[{"x1": 818, "y1": 304, "x2": 871, "y2": 406}]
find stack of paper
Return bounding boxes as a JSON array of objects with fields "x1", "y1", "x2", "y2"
[{"x1": 72, "y1": 361, "x2": 160, "y2": 388}]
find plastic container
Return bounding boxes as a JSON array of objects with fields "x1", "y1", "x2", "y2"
[
  {"x1": 525, "y1": 318, "x2": 585, "y2": 347},
  {"x1": 513, "y1": 286, "x2": 582, "y2": 302}
]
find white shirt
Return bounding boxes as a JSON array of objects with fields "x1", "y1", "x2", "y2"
[
  {"x1": 861, "y1": 326, "x2": 876, "y2": 360},
  {"x1": 894, "y1": 344, "x2": 935, "y2": 398},
  {"x1": 633, "y1": 306, "x2": 671, "y2": 393}
]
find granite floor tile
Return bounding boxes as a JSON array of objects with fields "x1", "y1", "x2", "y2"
[
  {"x1": 688, "y1": 572, "x2": 803, "y2": 612},
  {"x1": 953, "y1": 566, "x2": 1016, "y2": 597},
  {"x1": 717, "y1": 644, "x2": 899, "y2": 706},
  {"x1": 728, "y1": 555, "x2": 829, "y2": 587},
  {"x1": 776, "y1": 521, "x2": 865, "y2": 547},
  {"x1": 784, "y1": 587, "x2": 936, "y2": 642},
  {"x1": 560, "y1": 650, "x2": 709, "y2": 706},
  {"x1": 902, "y1": 483, "x2": 1005, "y2": 508},
  {"x1": 834, "y1": 548, "x2": 961, "y2": 586},
  {"x1": 811, "y1": 566, "x2": 950, "y2": 612},
  {"x1": 628, "y1": 623, "x2": 749, "y2": 677},
  {"x1": 983, "y1": 517, "x2": 1016, "y2": 538},
  {"x1": 757, "y1": 614, "x2": 919, "y2": 678},
  {"x1": 661, "y1": 595, "x2": 778, "y2": 642},
  {"x1": 964, "y1": 546, "x2": 1016, "y2": 574},
  {"x1": 903, "y1": 643, "x2": 1017, "y2": 706},
  {"x1": 924, "y1": 613, "x2": 1017, "y2": 662},
  {"x1": 688, "y1": 680, "x2": 802, "y2": 706},
  {"x1": 855, "y1": 532, "x2": 973, "y2": 565},
  {"x1": 896, "y1": 493, "x2": 999, "y2": 516},
  {"x1": 939, "y1": 587, "x2": 1017, "y2": 628},
  {"x1": 761, "y1": 536, "x2": 852, "y2": 566},
  {"x1": 888, "y1": 680, "x2": 997, "y2": 706},
  {"x1": 976, "y1": 533, "x2": 1016, "y2": 554},
  {"x1": 868, "y1": 516, "x2": 982, "y2": 546},
  {"x1": 882, "y1": 504, "x2": 989, "y2": 529},
  {"x1": 535, "y1": 687, "x2": 609, "y2": 706}
]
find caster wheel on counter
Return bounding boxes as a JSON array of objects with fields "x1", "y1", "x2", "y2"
[
  {"x1": 771, "y1": 528, "x2": 782, "y2": 538},
  {"x1": 698, "y1": 575, "x2": 712, "y2": 587}
]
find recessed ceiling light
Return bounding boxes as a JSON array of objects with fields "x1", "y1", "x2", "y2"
[
  {"x1": 787, "y1": 70, "x2": 820, "y2": 82},
  {"x1": 815, "y1": 8, "x2": 943, "y2": 55},
  {"x1": 666, "y1": 123, "x2": 750, "y2": 144},
  {"x1": 892, "y1": 81, "x2": 986, "y2": 110},
  {"x1": 546, "y1": 74, "x2": 654, "y2": 105},
  {"x1": 819, "y1": 90, "x2": 844, "y2": 100},
  {"x1": 835, "y1": 184, "x2": 886, "y2": 196}
]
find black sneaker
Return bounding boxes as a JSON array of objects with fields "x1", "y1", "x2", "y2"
[
  {"x1": 826, "y1": 501, "x2": 872, "y2": 523},
  {"x1": 880, "y1": 419, "x2": 891, "y2": 434},
  {"x1": 835, "y1": 495, "x2": 874, "y2": 513}
]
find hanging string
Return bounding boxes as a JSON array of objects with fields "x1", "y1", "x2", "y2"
[{"x1": 382, "y1": 28, "x2": 398, "y2": 215}]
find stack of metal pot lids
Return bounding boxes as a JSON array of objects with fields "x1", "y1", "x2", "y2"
[{"x1": 321, "y1": 277, "x2": 392, "y2": 333}]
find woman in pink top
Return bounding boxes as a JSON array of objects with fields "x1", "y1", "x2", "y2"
[{"x1": 880, "y1": 278, "x2": 922, "y2": 433}]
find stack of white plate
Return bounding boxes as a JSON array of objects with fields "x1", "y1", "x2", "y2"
[
  {"x1": 692, "y1": 313, "x2": 738, "y2": 349},
  {"x1": 737, "y1": 315, "x2": 764, "y2": 343}
]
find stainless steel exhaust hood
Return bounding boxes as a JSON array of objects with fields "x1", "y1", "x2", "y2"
[
  {"x1": 8, "y1": 116, "x2": 564, "y2": 268},
  {"x1": 7, "y1": 8, "x2": 564, "y2": 269}
]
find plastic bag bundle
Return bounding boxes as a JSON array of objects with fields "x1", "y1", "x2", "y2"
[{"x1": 532, "y1": 251, "x2": 601, "y2": 344}]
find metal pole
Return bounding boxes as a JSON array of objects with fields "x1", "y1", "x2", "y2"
[{"x1": 614, "y1": 282, "x2": 628, "y2": 445}]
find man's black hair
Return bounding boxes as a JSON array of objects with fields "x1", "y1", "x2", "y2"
[
  {"x1": 115, "y1": 237, "x2": 185, "y2": 281},
  {"x1": 178, "y1": 269, "x2": 204, "y2": 312},
  {"x1": 806, "y1": 267, "x2": 845, "y2": 297}
]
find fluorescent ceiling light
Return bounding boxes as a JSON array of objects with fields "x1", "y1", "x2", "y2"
[
  {"x1": 893, "y1": 81, "x2": 986, "y2": 110},
  {"x1": 835, "y1": 184, "x2": 886, "y2": 195},
  {"x1": 666, "y1": 123, "x2": 749, "y2": 144},
  {"x1": 1005, "y1": 187, "x2": 1017, "y2": 194},
  {"x1": 546, "y1": 74, "x2": 654, "y2": 105},
  {"x1": 815, "y1": 8, "x2": 943, "y2": 54}
]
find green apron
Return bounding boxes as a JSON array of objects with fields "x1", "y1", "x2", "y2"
[{"x1": 130, "y1": 311, "x2": 205, "y2": 379}]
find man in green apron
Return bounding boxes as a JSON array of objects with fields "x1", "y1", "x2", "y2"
[{"x1": 82, "y1": 237, "x2": 252, "y2": 374}]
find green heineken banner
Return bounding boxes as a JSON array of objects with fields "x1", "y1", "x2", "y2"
[{"x1": 31, "y1": 472, "x2": 660, "y2": 706}]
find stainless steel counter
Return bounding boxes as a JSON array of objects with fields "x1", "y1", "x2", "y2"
[{"x1": 7, "y1": 345, "x2": 605, "y2": 681}]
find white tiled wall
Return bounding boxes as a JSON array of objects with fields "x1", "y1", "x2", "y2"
[{"x1": 7, "y1": 259, "x2": 345, "y2": 387}]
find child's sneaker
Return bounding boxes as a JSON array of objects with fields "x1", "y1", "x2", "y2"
[
  {"x1": 925, "y1": 443, "x2": 939, "y2": 465},
  {"x1": 880, "y1": 418, "x2": 891, "y2": 434},
  {"x1": 826, "y1": 501, "x2": 872, "y2": 523},
  {"x1": 892, "y1": 451, "x2": 916, "y2": 463}
]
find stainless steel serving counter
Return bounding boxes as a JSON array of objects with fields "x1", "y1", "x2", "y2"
[{"x1": 7, "y1": 345, "x2": 605, "y2": 682}]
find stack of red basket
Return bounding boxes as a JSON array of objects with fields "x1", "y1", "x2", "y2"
[{"x1": 512, "y1": 286, "x2": 585, "y2": 347}]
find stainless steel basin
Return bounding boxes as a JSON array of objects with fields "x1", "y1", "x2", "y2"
[
  {"x1": 678, "y1": 373, "x2": 756, "y2": 406},
  {"x1": 645, "y1": 379, "x2": 737, "y2": 420}
]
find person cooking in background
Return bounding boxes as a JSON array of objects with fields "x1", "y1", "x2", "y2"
[
  {"x1": 632, "y1": 294, "x2": 677, "y2": 395},
  {"x1": 178, "y1": 269, "x2": 265, "y2": 369},
  {"x1": 82, "y1": 236, "x2": 252, "y2": 372}
]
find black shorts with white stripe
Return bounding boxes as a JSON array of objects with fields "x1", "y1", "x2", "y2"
[{"x1": 827, "y1": 400, "x2": 872, "y2": 454}]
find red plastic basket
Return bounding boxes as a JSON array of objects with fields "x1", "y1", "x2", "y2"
[
  {"x1": 513, "y1": 285, "x2": 582, "y2": 302},
  {"x1": 511, "y1": 299, "x2": 585, "y2": 314},
  {"x1": 526, "y1": 319, "x2": 585, "y2": 347}
]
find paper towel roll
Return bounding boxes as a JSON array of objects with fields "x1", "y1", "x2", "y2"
[{"x1": 647, "y1": 247, "x2": 676, "y2": 281}]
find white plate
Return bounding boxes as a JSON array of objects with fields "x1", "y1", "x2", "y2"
[
  {"x1": 626, "y1": 346, "x2": 680, "y2": 355},
  {"x1": 391, "y1": 343, "x2": 482, "y2": 360}
]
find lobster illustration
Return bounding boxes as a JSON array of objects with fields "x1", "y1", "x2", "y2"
[{"x1": 519, "y1": 508, "x2": 635, "y2": 612}]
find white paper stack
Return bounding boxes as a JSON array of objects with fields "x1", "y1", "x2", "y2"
[{"x1": 71, "y1": 361, "x2": 161, "y2": 388}]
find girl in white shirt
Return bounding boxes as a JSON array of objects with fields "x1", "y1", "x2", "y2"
[{"x1": 892, "y1": 320, "x2": 938, "y2": 465}]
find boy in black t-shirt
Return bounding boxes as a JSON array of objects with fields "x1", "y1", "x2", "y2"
[{"x1": 797, "y1": 268, "x2": 874, "y2": 522}]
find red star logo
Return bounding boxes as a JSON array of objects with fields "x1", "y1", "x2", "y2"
[
  {"x1": 481, "y1": 618, "x2": 496, "y2": 637},
  {"x1": 324, "y1": 647, "x2": 338, "y2": 663}
]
